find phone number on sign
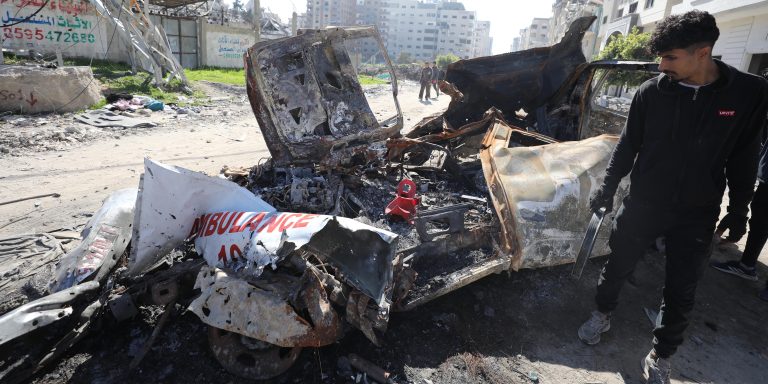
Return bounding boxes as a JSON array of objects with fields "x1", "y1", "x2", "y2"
[{"x1": 2, "y1": 27, "x2": 96, "y2": 43}]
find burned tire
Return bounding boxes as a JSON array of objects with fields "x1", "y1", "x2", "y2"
[{"x1": 207, "y1": 326, "x2": 302, "y2": 379}]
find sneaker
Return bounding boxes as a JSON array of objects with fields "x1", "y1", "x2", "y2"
[
  {"x1": 578, "y1": 310, "x2": 611, "y2": 345},
  {"x1": 710, "y1": 260, "x2": 758, "y2": 281},
  {"x1": 642, "y1": 350, "x2": 671, "y2": 384}
]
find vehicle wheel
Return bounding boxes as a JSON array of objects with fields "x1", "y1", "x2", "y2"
[{"x1": 207, "y1": 326, "x2": 302, "y2": 379}]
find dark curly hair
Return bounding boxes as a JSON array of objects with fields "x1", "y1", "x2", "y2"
[{"x1": 649, "y1": 10, "x2": 719, "y2": 55}]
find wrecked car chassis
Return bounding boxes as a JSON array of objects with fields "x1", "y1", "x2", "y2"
[{"x1": 0, "y1": 18, "x2": 662, "y2": 382}]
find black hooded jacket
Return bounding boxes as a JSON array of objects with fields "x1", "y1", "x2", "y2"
[{"x1": 602, "y1": 60, "x2": 768, "y2": 215}]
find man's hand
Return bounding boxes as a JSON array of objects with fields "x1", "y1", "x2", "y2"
[
  {"x1": 716, "y1": 213, "x2": 748, "y2": 242},
  {"x1": 589, "y1": 186, "x2": 615, "y2": 213}
]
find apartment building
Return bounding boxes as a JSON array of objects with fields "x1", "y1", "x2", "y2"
[
  {"x1": 382, "y1": 0, "x2": 441, "y2": 61},
  {"x1": 370, "y1": 0, "x2": 491, "y2": 62},
  {"x1": 549, "y1": 0, "x2": 603, "y2": 58},
  {"x1": 305, "y1": 0, "x2": 357, "y2": 28},
  {"x1": 511, "y1": 37, "x2": 521, "y2": 52},
  {"x1": 472, "y1": 20, "x2": 492, "y2": 57},
  {"x1": 519, "y1": 17, "x2": 551, "y2": 50},
  {"x1": 597, "y1": 0, "x2": 681, "y2": 51},
  {"x1": 434, "y1": 1, "x2": 477, "y2": 59}
]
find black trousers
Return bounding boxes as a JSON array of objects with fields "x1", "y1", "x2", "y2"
[
  {"x1": 742, "y1": 181, "x2": 768, "y2": 267},
  {"x1": 418, "y1": 81, "x2": 431, "y2": 99},
  {"x1": 595, "y1": 197, "x2": 719, "y2": 358}
]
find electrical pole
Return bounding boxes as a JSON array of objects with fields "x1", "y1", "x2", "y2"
[{"x1": 253, "y1": 0, "x2": 260, "y2": 42}]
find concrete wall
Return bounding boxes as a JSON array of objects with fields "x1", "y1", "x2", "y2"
[
  {"x1": 1, "y1": 0, "x2": 129, "y2": 63},
  {"x1": 200, "y1": 22, "x2": 255, "y2": 68}
]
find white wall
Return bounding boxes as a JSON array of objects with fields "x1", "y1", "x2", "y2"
[
  {"x1": 713, "y1": 18, "x2": 754, "y2": 70},
  {"x1": 1, "y1": 0, "x2": 129, "y2": 62},
  {"x1": 200, "y1": 23, "x2": 254, "y2": 68}
]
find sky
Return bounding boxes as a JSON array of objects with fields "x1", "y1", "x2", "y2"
[{"x1": 253, "y1": 0, "x2": 555, "y2": 55}]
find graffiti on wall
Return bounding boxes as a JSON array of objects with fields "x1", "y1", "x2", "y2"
[
  {"x1": 0, "y1": 88, "x2": 37, "y2": 107},
  {"x1": 206, "y1": 31, "x2": 251, "y2": 68},
  {"x1": 1, "y1": 0, "x2": 108, "y2": 56}
]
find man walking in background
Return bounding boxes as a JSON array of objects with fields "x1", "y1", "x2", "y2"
[
  {"x1": 577, "y1": 11, "x2": 768, "y2": 384},
  {"x1": 431, "y1": 61, "x2": 441, "y2": 99},
  {"x1": 418, "y1": 62, "x2": 432, "y2": 101}
]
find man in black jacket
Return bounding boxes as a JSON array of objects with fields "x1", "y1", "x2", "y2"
[
  {"x1": 418, "y1": 62, "x2": 432, "y2": 100},
  {"x1": 431, "y1": 61, "x2": 441, "y2": 98},
  {"x1": 577, "y1": 11, "x2": 768, "y2": 384}
]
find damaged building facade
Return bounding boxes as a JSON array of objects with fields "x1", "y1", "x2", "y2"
[{"x1": 0, "y1": 16, "x2": 663, "y2": 382}]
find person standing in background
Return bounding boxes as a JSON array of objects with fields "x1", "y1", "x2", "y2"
[{"x1": 418, "y1": 62, "x2": 432, "y2": 101}]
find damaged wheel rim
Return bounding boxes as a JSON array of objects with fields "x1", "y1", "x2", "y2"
[{"x1": 207, "y1": 326, "x2": 302, "y2": 379}]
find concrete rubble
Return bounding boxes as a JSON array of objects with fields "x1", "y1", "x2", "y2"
[
  {"x1": 0, "y1": 66, "x2": 102, "y2": 114},
  {"x1": 0, "y1": 17, "x2": 666, "y2": 382}
]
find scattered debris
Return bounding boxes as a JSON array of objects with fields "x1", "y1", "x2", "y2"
[
  {"x1": 75, "y1": 109, "x2": 158, "y2": 129},
  {"x1": 0, "y1": 193, "x2": 60, "y2": 207},
  {"x1": 348, "y1": 353, "x2": 396, "y2": 384},
  {"x1": 385, "y1": 179, "x2": 420, "y2": 223}
]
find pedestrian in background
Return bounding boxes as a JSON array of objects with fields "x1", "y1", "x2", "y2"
[
  {"x1": 418, "y1": 62, "x2": 432, "y2": 101},
  {"x1": 577, "y1": 11, "x2": 768, "y2": 384},
  {"x1": 431, "y1": 61, "x2": 441, "y2": 99}
]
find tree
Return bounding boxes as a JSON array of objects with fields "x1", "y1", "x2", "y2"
[
  {"x1": 436, "y1": 54, "x2": 460, "y2": 69},
  {"x1": 596, "y1": 27, "x2": 654, "y2": 61},
  {"x1": 396, "y1": 52, "x2": 413, "y2": 64},
  {"x1": 233, "y1": 0, "x2": 244, "y2": 14},
  {"x1": 595, "y1": 27, "x2": 655, "y2": 88}
]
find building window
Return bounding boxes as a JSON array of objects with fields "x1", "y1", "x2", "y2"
[
  {"x1": 603, "y1": 15, "x2": 608, "y2": 24},
  {"x1": 629, "y1": 2, "x2": 638, "y2": 13},
  {"x1": 644, "y1": 0, "x2": 654, "y2": 8},
  {"x1": 617, "y1": 9, "x2": 624, "y2": 18}
]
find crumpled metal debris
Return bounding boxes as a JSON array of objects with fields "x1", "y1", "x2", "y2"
[
  {"x1": 128, "y1": 158, "x2": 274, "y2": 276},
  {"x1": 479, "y1": 121, "x2": 629, "y2": 270},
  {"x1": 244, "y1": 26, "x2": 402, "y2": 166},
  {"x1": 50, "y1": 188, "x2": 137, "y2": 292},
  {"x1": 189, "y1": 266, "x2": 342, "y2": 347},
  {"x1": 193, "y1": 211, "x2": 397, "y2": 306},
  {"x1": 0, "y1": 281, "x2": 99, "y2": 346}
]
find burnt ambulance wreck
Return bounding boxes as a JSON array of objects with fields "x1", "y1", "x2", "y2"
[{"x1": 0, "y1": 17, "x2": 659, "y2": 382}]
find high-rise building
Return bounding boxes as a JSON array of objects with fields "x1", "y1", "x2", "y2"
[
  {"x1": 519, "y1": 17, "x2": 550, "y2": 50},
  {"x1": 435, "y1": 1, "x2": 476, "y2": 59},
  {"x1": 549, "y1": 0, "x2": 603, "y2": 58},
  {"x1": 382, "y1": 0, "x2": 440, "y2": 62},
  {"x1": 511, "y1": 37, "x2": 521, "y2": 52},
  {"x1": 471, "y1": 20, "x2": 491, "y2": 57},
  {"x1": 305, "y1": 0, "x2": 357, "y2": 28},
  {"x1": 356, "y1": 0, "x2": 490, "y2": 63},
  {"x1": 597, "y1": 0, "x2": 682, "y2": 54}
]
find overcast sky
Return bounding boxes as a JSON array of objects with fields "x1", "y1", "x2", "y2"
[{"x1": 255, "y1": 0, "x2": 555, "y2": 55}]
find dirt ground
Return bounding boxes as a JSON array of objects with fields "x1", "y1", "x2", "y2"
[{"x1": 1, "y1": 80, "x2": 767, "y2": 384}]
